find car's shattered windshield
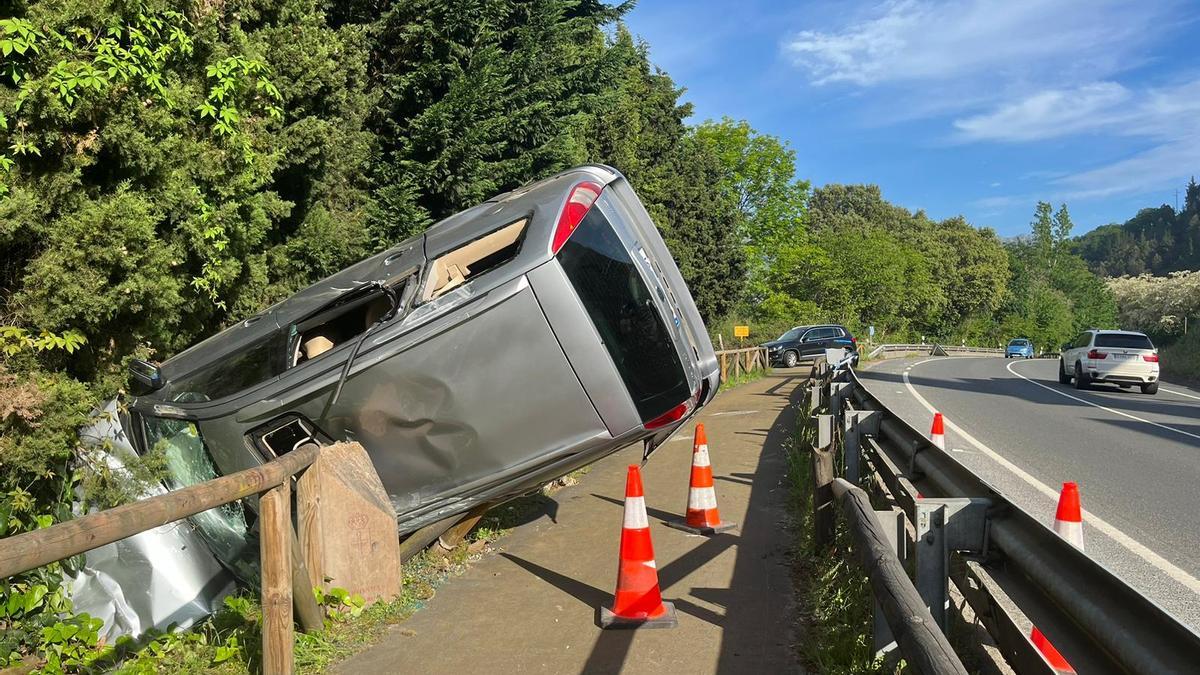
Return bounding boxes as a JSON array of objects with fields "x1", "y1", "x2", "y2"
[{"x1": 143, "y1": 416, "x2": 256, "y2": 580}]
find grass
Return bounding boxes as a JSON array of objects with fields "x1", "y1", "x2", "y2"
[
  {"x1": 784, "y1": 401, "x2": 892, "y2": 675},
  {"x1": 719, "y1": 365, "x2": 771, "y2": 392}
]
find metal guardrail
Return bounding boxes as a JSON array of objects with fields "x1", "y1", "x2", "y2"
[
  {"x1": 866, "y1": 343, "x2": 1004, "y2": 359},
  {"x1": 804, "y1": 362, "x2": 1200, "y2": 673}
]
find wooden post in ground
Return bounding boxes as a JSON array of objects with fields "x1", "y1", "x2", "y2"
[
  {"x1": 720, "y1": 353, "x2": 728, "y2": 382},
  {"x1": 289, "y1": 523, "x2": 323, "y2": 633},
  {"x1": 436, "y1": 503, "x2": 492, "y2": 553},
  {"x1": 734, "y1": 351, "x2": 742, "y2": 378},
  {"x1": 297, "y1": 442, "x2": 402, "y2": 607},
  {"x1": 811, "y1": 413, "x2": 836, "y2": 551},
  {"x1": 260, "y1": 481, "x2": 293, "y2": 675}
]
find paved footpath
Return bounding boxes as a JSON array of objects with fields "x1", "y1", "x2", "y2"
[{"x1": 336, "y1": 371, "x2": 808, "y2": 674}]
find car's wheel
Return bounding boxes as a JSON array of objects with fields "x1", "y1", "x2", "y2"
[
  {"x1": 1058, "y1": 360, "x2": 1071, "y2": 384},
  {"x1": 1073, "y1": 363, "x2": 1090, "y2": 390},
  {"x1": 783, "y1": 350, "x2": 798, "y2": 368},
  {"x1": 1141, "y1": 382, "x2": 1159, "y2": 395}
]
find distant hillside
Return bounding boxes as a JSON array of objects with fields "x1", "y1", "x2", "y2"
[{"x1": 1074, "y1": 177, "x2": 1200, "y2": 276}]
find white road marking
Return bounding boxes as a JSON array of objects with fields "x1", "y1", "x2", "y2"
[
  {"x1": 900, "y1": 357, "x2": 1200, "y2": 594},
  {"x1": 1006, "y1": 360, "x2": 1200, "y2": 442},
  {"x1": 710, "y1": 410, "x2": 759, "y2": 417},
  {"x1": 1162, "y1": 387, "x2": 1200, "y2": 402}
]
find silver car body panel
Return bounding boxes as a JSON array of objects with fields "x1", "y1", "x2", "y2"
[
  {"x1": 125, "y1": 165, "x2": 717, "y2": 543},
  {"x1": 69, "y1": 401, "x2": 235, "y2": 641}
]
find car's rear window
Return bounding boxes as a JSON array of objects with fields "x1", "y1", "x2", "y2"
[
  {"x1": 557, "y1": 207, "x2": 690, "y2": 422},
  {"x1": 1095, "y1": 334, "x2": 1154, "y2": 349},
  {"x1": 1009, "y1": 340, "x2": 1029, "y2": 346}
]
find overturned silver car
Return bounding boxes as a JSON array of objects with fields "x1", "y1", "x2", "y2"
[{"x1": 113, "y1": 165, "x2": 717, "y2": 560}]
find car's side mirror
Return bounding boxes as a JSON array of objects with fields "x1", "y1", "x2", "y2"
[{"x1": 129, "y1": 359, "x2": 165, "y2": 395}]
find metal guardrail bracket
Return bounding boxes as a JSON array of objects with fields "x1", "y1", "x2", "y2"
[
  {"x1": 915, "y1": 498, "x2": 991, "y2": 630},
  {"x1": 873, "y1": 507, "x2": 907, "y2": 658},
  {"x1": 843, "y1": 409, "x2": 881, "y2": 483}
]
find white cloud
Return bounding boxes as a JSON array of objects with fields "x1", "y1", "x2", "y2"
[
  {"x1": 953, "y1": 83, "x2": 1131, "y2": 142},
  {"x1": 1054, "y1": 133, "x2": 1200, "y2": 199},
  {"x1": 954, "y1": 78, "x2": 1200, "y2": 143},
  {"x1": 783, "y1": 0, "x2": 1171, "y2": 87},
  {"x1": 960, "y1": 76, "x2": 1200, "y2": 199},
  {"x1": 780, "y1": 0, "x2": 1195, "y2": 211}
]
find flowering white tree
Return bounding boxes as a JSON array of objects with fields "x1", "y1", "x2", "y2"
[{"x1": 1107, "y1": 271, "x2": 1200, "y2": 334}]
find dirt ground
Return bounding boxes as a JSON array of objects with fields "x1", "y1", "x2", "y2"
[{"x1": 335, "y1": 371, "x2": 808, "y2": 674}]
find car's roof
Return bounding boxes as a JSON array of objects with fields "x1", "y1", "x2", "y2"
[
  {"x1": 1089, "y1": 329, "x2": 1149, "y2": 336},
  {"x1": 789, "y1": 324, "x2": 844, "y2": 330}
]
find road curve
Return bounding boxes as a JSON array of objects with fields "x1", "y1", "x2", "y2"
[{"x1": 857, "y1": 356, "x2": 1200, "y2": 632}]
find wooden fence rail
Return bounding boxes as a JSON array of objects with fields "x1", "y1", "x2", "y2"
[
  {"x1": 715, "y1": 346, "x2": 770, "y2": 383},
  {"x1": 0, "y1": 442, "x2": 327, "y2": 675}
]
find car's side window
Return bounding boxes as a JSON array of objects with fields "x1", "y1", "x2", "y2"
[
  {"x1": 801, "y1": 330, "x2": 817, "y2": 342},
  {"x1": 420, "y1": 217, "x2": 529, "y2": 302},
  {"x1": 290, "y1": 275, "x2": 414, "y2": 369}
]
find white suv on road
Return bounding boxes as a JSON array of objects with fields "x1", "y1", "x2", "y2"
[{"x1": 1058, "y1": 329, "x2": 1160, "y2": 394}]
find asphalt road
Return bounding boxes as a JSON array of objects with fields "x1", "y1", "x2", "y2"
[{"x1": 858, "y1": 356, "x2": 1200, "y2": 632}]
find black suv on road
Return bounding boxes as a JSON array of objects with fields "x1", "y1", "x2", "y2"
[{"x1": 762, "y1": 324, "x2": 858, "y2": 368}]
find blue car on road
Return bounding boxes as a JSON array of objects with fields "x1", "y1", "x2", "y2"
[{"x1": 1005, "y1": 338, "x2": 1034, "y2": 359}]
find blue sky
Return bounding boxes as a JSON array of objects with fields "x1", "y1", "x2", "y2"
[{"x1": 622, "y1": 0, "x2": 1200, "y2": 237}]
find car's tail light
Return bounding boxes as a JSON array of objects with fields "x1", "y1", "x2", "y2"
[
  {"x1": 850, "y1": 336, "x2": 858, "y2": 345},
  {"x1": 1087, "y1": 349, "x2": 1107, "y2": 359},
  {"x1": 1143, "y1": 353, "x2": 1159, "y2": 363},
  {"x1": 644, "y1": 401, "x2": 689, "y2": 430},
  {"x1": 644, "y1": 386, "x2": 701, "y2": 430},
  {"x1": 551, "y1": 181, "x2": 603, "y2": 254}
]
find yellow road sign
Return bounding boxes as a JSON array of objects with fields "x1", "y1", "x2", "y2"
[{"x1": 733, "y1": 325, "x2": 749, "y2": 338}]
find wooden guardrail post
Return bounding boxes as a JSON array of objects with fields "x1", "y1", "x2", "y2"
[
  {"x1": 811, "y1": 413, "x2": 836, "y2": 551},
  {"x1": 260, "y1": 481, "x2": 294, "y2": 675},
  {"x1": 289, "y1": 524, "x2": 324, "y2": 633}
]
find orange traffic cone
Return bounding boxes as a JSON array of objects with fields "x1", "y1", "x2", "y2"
[
  {"x1": 1053, "y1": 481, "x2": 1084, "y2": 551},
  {"x1": 667, "y1": 424, "x2": 736, "y2": 535},
  {"x1": 1031, "y1": 627, "x2": 1074, "y2": 672},
  {"x1": 1029, "y1": 482, "x2": 1084, "y2": 672},
  {"x1": 930, "y1": 412, "x2": 945, "y2": 450},
  {"x1": 599, "y1": 465, "x2": 678, "y2": 629}
]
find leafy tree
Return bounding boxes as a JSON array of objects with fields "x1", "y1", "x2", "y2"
[
  {"x1": 1075, "y1": 175, "x2": 1200, "y2": 275},
  {"x1": 692, "y1": 117, "x2": 809, "y2": 259}
]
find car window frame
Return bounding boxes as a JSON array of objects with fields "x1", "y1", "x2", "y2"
[{"x1": 415, "y1": 213, "x2": 533, "y2": 307}]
